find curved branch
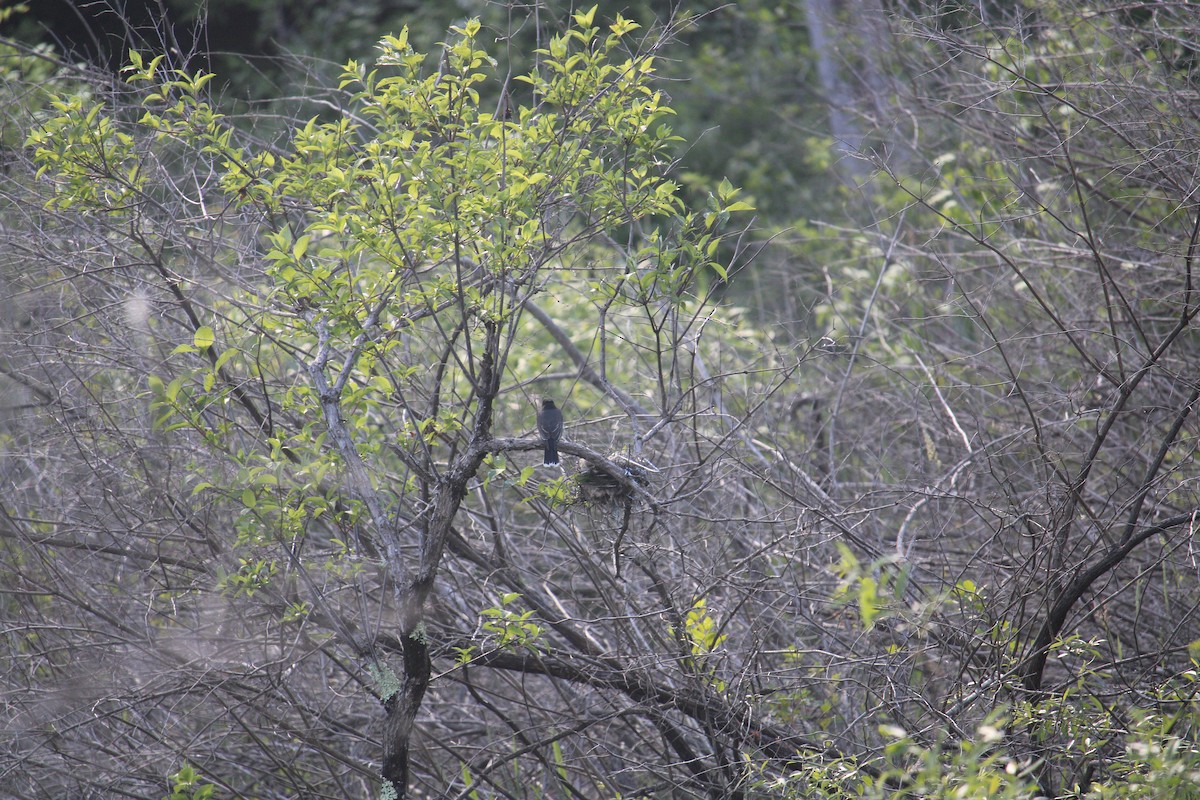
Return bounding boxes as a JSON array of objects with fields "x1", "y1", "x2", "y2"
[
  {"x1": 421, "y1": 642, "x2": 880, "y2": 782},
  {"x1": 1020, "y1": 381, "x2": 1200, "y2": 696},
  {"x1": 1019, "y1": 508, "x2": 1200, "y2": 696},
  {"x1": 522, "y1": 298, "x2": 647, "y2": 419}
]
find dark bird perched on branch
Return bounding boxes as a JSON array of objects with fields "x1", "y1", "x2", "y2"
[{"x1": 538, "y1": 399, "x2": 563, "y2": 467}]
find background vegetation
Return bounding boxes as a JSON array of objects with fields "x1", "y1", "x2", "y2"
[{"x1": 4, "y1": 1, "x2": 1200, "y2": 798}]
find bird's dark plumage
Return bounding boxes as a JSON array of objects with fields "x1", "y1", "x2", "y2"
[{"x1": 538, "y1": 399, "x2": 564, "y2": 467}]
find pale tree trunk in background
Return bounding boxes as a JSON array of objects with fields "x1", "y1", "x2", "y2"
[{"x1": 803, "y1": 0, "x2": 893, "y2": 183}]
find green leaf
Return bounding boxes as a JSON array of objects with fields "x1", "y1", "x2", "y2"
[
  {"x1": 516, "y1": 466, "x2": 535, "y2": 486},
  {"x1": 574, "y1": 5, "x2": 598, "y2": 28},
  {"x1": 214, "y1": 347, "x2": 237, "y2": 371},
  {"x1": 193, "y1": 325, "x2": 215, "y2": 350},
  {"x1": 610, "y1": 14, "x2": 640, "y2": 37},
  {"x1": 858, "y1": 576, "x2": 880, "y2": 629},
  {"x1": 292, "y1": 235, "x2": 310, "y2": 260}
]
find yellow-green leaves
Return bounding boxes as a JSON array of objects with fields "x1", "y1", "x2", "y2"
[
  {"x1": 683, "y1": 597, "x2": 728, "y2": 655},
  {"x1": 831, "y1": 542, "x2": 909, "y2": 631},
  {"x1": 480, "y1": 594, "x2": 543, "y2": 650},
  {"x1": 29, "y1": 46, "x2": 226, "y2": 213},
  {"x1": 193, "y1": 326, "x2": 215, "y2": 350},
  {"x1": 26, "y1": 95, "x2": 141, "y2": 211},
  {"x1": 166, "y1": 762, "x2": 217, "y2": 800},
  {"x1": 573, "y1": 5, "x2": 598, "y2": 29},
  {"x1": 123, "y1": 49, "x2": 165, "y2": 82},
  {"x1": 609, "y1": 13, "x2": 641, "y2": 38}
]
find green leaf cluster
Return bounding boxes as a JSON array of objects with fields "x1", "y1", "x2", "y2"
[
  {"x1": 165, "y1": 763, "x2": 216, "y2": 800},
  {"x1": 480, "y1": 593, "x2": 543, "y2": 651}
]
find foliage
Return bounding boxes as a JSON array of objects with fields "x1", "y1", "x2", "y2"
[
  {"x1": 6, "y1": 0, "x2": 1200, "y2": 798},
  {"x1": 765, "y1": 2, "x2": 1200, "y2": 797},
  {"x1": 5, "y1": 6, "x2": 761, "y2": 797},
  {"x1": 479, "y1": 593, "x2": 543, "y2": 651},
  {"x1": 165, "y1": 764, "x2": 217, "y2": 800}
]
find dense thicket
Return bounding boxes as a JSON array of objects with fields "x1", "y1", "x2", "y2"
[{"x1": 4, "y1": 2, "x2": 1200, "y2": 799}]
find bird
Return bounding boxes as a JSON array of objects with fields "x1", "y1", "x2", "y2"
[{"x1": 538, "y1": 399, "x2": 564, "y2": 467}]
